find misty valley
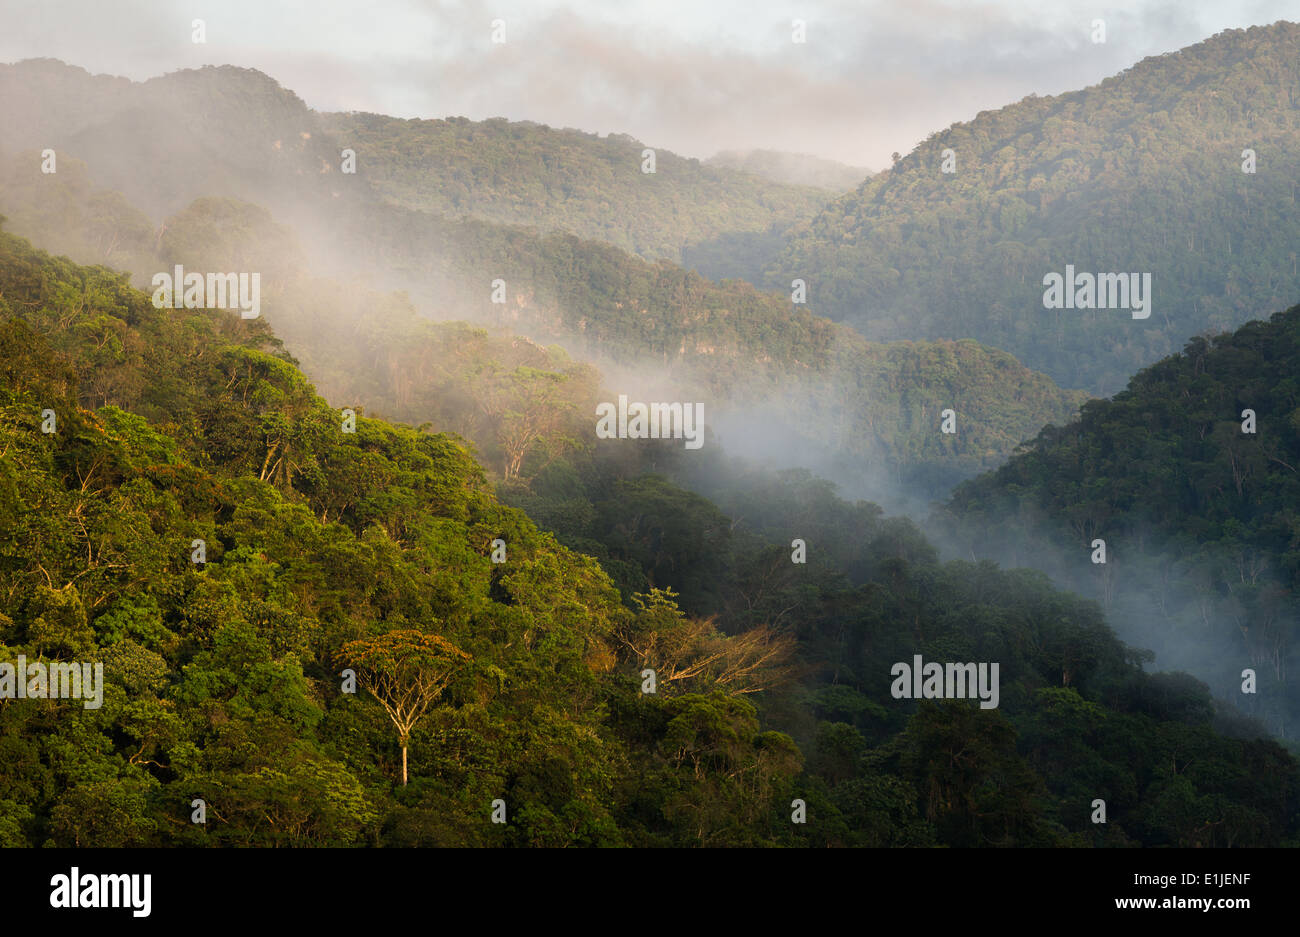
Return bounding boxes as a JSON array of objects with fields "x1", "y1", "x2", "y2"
[{"x1": 0, "y1": 15, "x2": 1299, "y2": 862}]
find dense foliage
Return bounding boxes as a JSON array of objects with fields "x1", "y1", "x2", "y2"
[
  {"x1": 5, "y1": 33, "x2": 1299, "y2": 849},
  {"x1": 317, "y1": 112, "x2": 834, "y2": 264},
  {"x1": 0, "y1": 156, "x2": 1085, "y2": 503},
  {"x1": 1, "y1": 228, "x2": 1295, "y2": 847},
  {"x1": 775, "y1": 23, "x2": 1300, "y2": 394},
  {"x1": 938, "y1": 304, "x2": 1300, "y2": 741}
]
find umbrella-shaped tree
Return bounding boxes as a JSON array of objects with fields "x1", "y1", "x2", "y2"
[{"x1": 342, "y1": 629, "x2": 471, "y2": 785}]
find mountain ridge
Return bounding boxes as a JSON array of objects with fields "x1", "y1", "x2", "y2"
[{"x1": 774, "y1": 21, "x2": 1300, "y2": 394}]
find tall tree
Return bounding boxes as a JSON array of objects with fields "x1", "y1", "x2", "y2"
[{"x1": 342, "y1": 630, "x2": 471, "y2": 785}]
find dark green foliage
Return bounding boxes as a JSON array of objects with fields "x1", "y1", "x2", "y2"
[
  {"x1": 776, "y1": 23, "x2": 1300, "y2": 395},
  {"x1": 939, "y1": 304, "x2": 1300, "y2": 742},
  {"x1": 3, "y1": 228, "x2": 1293, "y2": 846}
]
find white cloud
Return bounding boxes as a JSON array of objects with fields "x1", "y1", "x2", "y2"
[{"x1": 0, "y1": 0, "x2": 1293, "y2": 168}]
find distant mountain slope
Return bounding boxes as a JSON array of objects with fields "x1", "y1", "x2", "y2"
[
  {"x1": 316, "y1": 111, "x2": 833, "y2": 263},
  {"x1": 0, "y1": 59, "x2": 356, "y2": 226},
  {"x1": 775, "y1": 22, "x2": 1300, "y2": 395},
  {"x1": 0, "y1": 59, "x2": 820, "y2": 293},
  {"x1": 935, "y1": 303, "x2": 1300, "y2": 738},
  {"x1": 706, "y1": 148, "x2": 869, "y2": 191}
]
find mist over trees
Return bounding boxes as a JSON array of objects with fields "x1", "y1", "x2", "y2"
[
  {"x1": 2, "y1": 17, "x2": 1299, "y2": 853},
  {"x1": 0, "y1": 144, "x2": 1084, "y2": 509},
  {"x1": 705, "y1": 148, "x2": 870, "y2": 192},
  {"x1": 3, "y1": 227, "x2": 1294, "y2": 847},
  {"x1": 936, "y1": 306, "x2": 1300, "y2": 739}
]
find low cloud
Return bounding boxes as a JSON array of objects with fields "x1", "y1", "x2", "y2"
[{"x1": 0, "y1": 0, "x2": 1293, "y2": 167}]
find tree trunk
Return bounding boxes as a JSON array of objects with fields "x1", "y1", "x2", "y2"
[{"x1": 402, "y1": 742, "x2": 408, "y2": 786}]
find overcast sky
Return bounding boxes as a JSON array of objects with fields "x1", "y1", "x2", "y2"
[{"x1": 1, "y1": 0, "x2": 1294, "y2": 169}]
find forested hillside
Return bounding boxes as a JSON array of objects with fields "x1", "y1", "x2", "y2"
[
  {"x1": 0, "y1": 59, "x2": 359, "y2": 226},
  {"x1": 317, "y1": 112, "x2": 832, "y2": 264},
  {"x1": 310, "y1": 193, "x2": 1087, "y2": 497},
  {"x1": 775, "y1": 22, "x2": 1300, "y2": 394},
  {"x1": 0, "y1": 59, "x2": 834, "y2": 273},
  {"x1": 937, "y1": 304, "x2": 1300, "y2": 739},
  {"x1": 3, "y1": 226, "x2": 1296, "y2": 847},
  {"x1": 0, "y1": 150, "x2": 1087, "y2": 504}
]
